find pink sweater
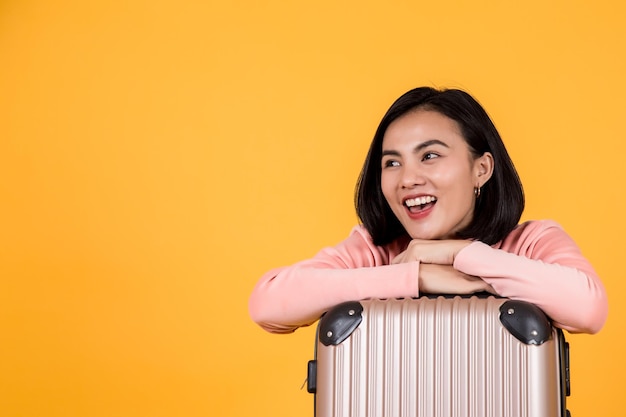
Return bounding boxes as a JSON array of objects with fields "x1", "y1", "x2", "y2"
[{"x1": 249, "y1": 220, "x2": 608, "y2": 334}]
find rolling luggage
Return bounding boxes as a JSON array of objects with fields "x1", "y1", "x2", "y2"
[{"x1": 307, "y1": 296, "x2": 570, "y2": 417}]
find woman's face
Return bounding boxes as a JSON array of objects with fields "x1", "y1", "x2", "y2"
[{"x1": 380, "y1": 110, "x2": 493, "y2": 240}]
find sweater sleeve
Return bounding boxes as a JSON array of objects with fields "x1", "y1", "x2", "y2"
[
  {"x1": 248, "y1": 227, "x2": 420, "y2": 333},
  {"x1": 453, "y1": 220, "x2": 608, "y2": 334}
]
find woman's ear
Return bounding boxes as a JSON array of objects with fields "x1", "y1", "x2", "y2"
[{"x1": 474, "y1": 152, "x2": 494, "y2": 187}]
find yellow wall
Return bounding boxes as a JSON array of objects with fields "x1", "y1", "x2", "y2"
[{"x1": 1, "y1": 1, "x2": 624, "y2": 416}]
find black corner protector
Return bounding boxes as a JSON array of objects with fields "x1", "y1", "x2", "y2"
[
  {"x1": 499, "y1": 300, "x2": 552, "y2": 345},
  {"x1": 318, "y1": 301, "x2": 363, "y2": 346}
]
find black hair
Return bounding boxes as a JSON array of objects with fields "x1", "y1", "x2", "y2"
[{"x1": 355, "y1": 87, "x2": 524, "y2": 246}]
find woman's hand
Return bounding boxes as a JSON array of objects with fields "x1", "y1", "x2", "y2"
[
  {"x1": 418, "y1": 264, "x2": 496, "y2": 295},
  {"x1": 391, "y1": 239, "x2": 472, "y2": 266},
  {"x1": 392, "y1": 239, "x2": 494, "y2": 295}
]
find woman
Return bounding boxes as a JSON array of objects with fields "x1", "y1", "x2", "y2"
[{"x1": 248, "y1": 87, "x2": 608, "y2": 335}]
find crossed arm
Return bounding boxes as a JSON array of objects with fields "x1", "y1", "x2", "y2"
[{"x1": 248, "y1": 221, "x2": 607, "y2": 334}]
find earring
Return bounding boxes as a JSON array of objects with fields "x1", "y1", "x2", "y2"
[{"x1": 474, "y1": 186, "x2": 481, "y2": 198}]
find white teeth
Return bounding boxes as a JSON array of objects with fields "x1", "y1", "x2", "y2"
[{"x1": 405, "y1": 196, "x2": 437, "y2": 207}]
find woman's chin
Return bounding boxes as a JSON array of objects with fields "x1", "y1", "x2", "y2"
[{"x1": 407, "y1": 230, "x2": 445, "y2": 240}]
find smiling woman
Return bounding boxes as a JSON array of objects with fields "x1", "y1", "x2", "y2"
[
  {"x1": 248, "y1": 86, "x2": 608, "y2": 335},
  {"x1": 380, "y1": 111, "x2": 493, "y2": 242}
]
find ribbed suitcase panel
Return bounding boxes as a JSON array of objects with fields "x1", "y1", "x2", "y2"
[{"x1": 316, "y1": 297, "x2": 561, "y2": 417}]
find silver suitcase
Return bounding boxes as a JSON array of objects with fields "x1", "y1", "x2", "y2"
[{"x1": 307, "y1": 296, "x2": 570, "y2": 417}]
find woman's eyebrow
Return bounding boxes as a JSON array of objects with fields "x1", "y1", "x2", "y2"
[
  {"x1": 414, "y1": 139, "x2": 449, "y2": 152},
  {"x1": 382, "y1": 139, "x2": 449, "y2": 156},
  {"x1": 381, "y1": 149, "x2": 401, "y2": 157}
]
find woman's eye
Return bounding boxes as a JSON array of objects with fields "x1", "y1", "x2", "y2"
[
  {"x1": 383, "y1": 159, "x2": 400, "y2": 168},
  {"x1": 422, "y1": 152, "x2": 439, "y2": 161}
]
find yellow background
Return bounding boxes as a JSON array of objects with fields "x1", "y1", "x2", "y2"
[{"x1": 1, "y1": 1, "x2": 624, "y2": 416}]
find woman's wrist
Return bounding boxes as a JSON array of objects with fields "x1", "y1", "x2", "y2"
[{"x1": 451, "y1": 240, "x2": 473, "y2": 262}]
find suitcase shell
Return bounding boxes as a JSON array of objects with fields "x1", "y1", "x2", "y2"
[{"x1": 308, "y1": 296, "x2": 570, "y2": 417}]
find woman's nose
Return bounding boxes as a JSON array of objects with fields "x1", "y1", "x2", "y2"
[{"x1": 400, "y1": 165, "x2": 426, "y2": 188}]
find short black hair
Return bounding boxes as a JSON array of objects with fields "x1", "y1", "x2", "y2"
[{"x1": 355, "y1": 87, "x2": 524, "y2": 246}]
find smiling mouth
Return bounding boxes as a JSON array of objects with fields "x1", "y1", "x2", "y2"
[{"x1": 404, "y1": 196, "x2": 437, "y2": 213}]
